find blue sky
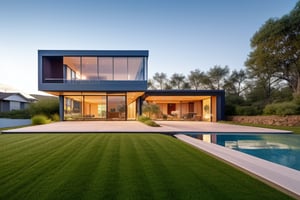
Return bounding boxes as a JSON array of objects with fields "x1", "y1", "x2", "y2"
[{"x1": 0, "y1": 0, "x2": 297, "y2": 93}]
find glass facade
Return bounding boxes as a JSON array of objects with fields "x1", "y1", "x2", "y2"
[
  {"x1": 50, "y1": 56, "x2": 147, "y2": 82},
  {"x1": 81, "y1": 57, "x2": 98, "y2": 80},
  {"x1": 63, "y1": 93, "x2": 130, "y2": 121},
  {"x1": 98, "y1": 57, "x2": 113, "y2": 80}
]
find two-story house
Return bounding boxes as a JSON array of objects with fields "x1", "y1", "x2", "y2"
[{"x1": 38, "y1": 50, "x2": 225, "y2": 121}]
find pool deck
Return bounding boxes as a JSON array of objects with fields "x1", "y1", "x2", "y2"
[
  {"x1": 3, "y1": 121, "x2": 298, "y2": 198},
  {"x1": 175, "y1": 134, "x2": 300, "y2": 199}
]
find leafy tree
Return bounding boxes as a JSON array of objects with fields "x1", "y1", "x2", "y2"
[
  {"x1": 246, "y1": 1, "x2": 300, "y2": 95},
  {"x1": 224, "y1": 69, "x2": 248, "y2": 96},
  {"x1": 142, "y1": 103, "x2": 161, "y2": 118},
  {"x1": 188, "y1": 69, "x2": 206, "y2": 90},
  {"x1": 153, "y1": 72, "x2": 168, "y2": 90},
  {"x1": 169, "y1": 73, "x2": 187, "y2": 89},
  {"x1": 147, "y1": 79, "x2": 156, "y2": 89},
  {"x1": 206, "y1": 65, "x2": 230, "y2": 90}
]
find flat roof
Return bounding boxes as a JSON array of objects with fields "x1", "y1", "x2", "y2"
[
  {"x1": 38, "y1": 50, "x2": 149, "y2": 57},
  {"x1": 144, "y1": 90, "x2": 225, "y2": 97}
]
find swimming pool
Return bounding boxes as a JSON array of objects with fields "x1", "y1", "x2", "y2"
[{"x1": 185, "y1": 133, "x2": 300, "y2": 171}]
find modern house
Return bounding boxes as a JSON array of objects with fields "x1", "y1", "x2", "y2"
[
  {"x1": 0, "y1": 92, "x2": 36, "y2": 112},
  {"x1": 38, "y1": 50, "x2": 225, "y2": 122}
]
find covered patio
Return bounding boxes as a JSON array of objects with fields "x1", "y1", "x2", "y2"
[{"x1": 142, "y1": 90, "x2": 225, "y2": 122}]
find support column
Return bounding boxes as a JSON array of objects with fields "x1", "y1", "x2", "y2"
[
  {"x1": 136, "y1": 97, "x2": 143, "y2": 118},
  {"x1": 59, "y1": 95, "x2": 64, "y2": 121}
]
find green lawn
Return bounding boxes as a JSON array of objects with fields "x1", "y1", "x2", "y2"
[{"x1": 0, "y1": 134, "x2": 293, "y2": 200}]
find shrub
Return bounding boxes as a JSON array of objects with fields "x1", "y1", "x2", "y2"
[
  {"x1": 143, "y1": 119, "x2": 160, "y2": 127},
  {"x1": 142, "y1": 103, "x2": 161, "y2": 118},
  {"x1": 263, "y1": 102, "x2": 300, "y2": 116},
  {"x1": 0, "y1": 109, "x2": 30, "y2": 119},
  {"x1": 31, "y1": 115, "x2": 51, "y2": 125},
  {"x1": 235, "y1": 106, "x2": 261, "y2": 116},
  {"x1": 29, "y1": 99, "x2": 59, "y2": 118},
  {"x1": 138, "y1": 115, "x2": 160, "y2": 127},
  {"x1": 138, "y1": 115, "x2": 151, "y2": 122},
  {"x1": 51, "y1": 113, "x2": 60, "y2": 122}
]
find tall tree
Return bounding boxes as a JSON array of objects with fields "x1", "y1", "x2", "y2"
[
  {"x1": 245, "y1": 1, "x2": 300, "y2": 95},
  {"x1": 169, "y1": 73, "x2": 187, "y2": 89},
  {"x1": 224, "y1": 69, "x2": 247, "y2": 96},
  {"x1": 152, "y1": 72, "x2": 168, "y2": 90},
  {"x1": 206, "y1": 65, "x2": 230, "y2": 90},
  {"x1": 188, "y1": 69, "x2": 206, "y2": 90},
  {"x1": 147, "y1": 79, "x2": 156, "y2": 89}
]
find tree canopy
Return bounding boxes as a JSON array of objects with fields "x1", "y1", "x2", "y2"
[{"x1": 245, "y1": 1, "x2": 300, "y2": 95}]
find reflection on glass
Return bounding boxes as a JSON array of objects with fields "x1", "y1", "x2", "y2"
[
  {"x1": 64, "y1": 57, "x2": 81, "y2": 80},
  {"x1": 64, "y1": 96, "x2": 82, "y2": 120},
  {"x1": 82, "y1": 57, "x2": 97, "y2": 80},
  {"x1": 99, "y1": 57, "x2": 113, "y2": 80},
  {"x1": 114, "y1": 58, "x2": 127, "y2": 80},
  {"x1": 107, "y1": 96, "x2": 126, "y2": 120},
  {"x1": 189, "y1": 133, "x2": 300, "y2": 171},
  {"x1": 62, "y1": 56, "x2": 146, "y2": 81},
  {"x1": 128, "y1": 57, "x2": 143, "y2": 80}
]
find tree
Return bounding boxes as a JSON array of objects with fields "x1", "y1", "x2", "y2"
[
  {"x1": 169, "y1": 73, "x2": 187, "y2": 89},
  {"x1": 142, "y1": 103, "x2": 161, "y2": 118},
  {"x1": 152, "y1": 72, "x2": 168, "y2": 90},
  {"x1": 206, "y1": 65, "x2": 229, "y2": 90},
  {"x1": 188, "y1": 69, "x2": 206, "y2": 90},
  {"x1": 224, "y1": 69, "x2": 247, "y2": 96},
  {"x1": 147, "y1": 79, "x2": 156, "y2": 89},
  {"x1": 245, "y1": 1, "x2": 300, "y2": 95}
]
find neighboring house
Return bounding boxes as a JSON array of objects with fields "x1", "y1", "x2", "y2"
[
  {"x1": 0, "y1": 92, "x2": 36, "y2": 112},
  {"x1": 38, "y1": 50, "x2": 225, "y2": 122}
]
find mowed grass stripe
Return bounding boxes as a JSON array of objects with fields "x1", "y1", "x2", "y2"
[
  {"x1": 36, "y1": 134, "x2": 111, "y2": 200},
  {"x1": 1, "y1": 135, "x2": 88, "y2": 198},
  {"x1": 0, "y1": 134, "x2": 293, "y2": 200}
]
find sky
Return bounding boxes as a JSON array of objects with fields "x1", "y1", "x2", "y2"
[{"x1": 0, "y1": 0, "x2": 298, "y2": 94}]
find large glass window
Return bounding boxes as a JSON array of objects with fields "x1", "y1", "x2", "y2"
[
  {"x1": 114, "y1": 58, "x2": 127, "y2": 80},
  {"x1": 128, "y1": 57, "x2": 143, "y2": 80},
  {"x1": 63, "y1": 57, "x2": 81, "y2": 80},
  {"x1": 107, "y1": 96, "x2": 126, "y2": 120},
  {"x1": 64, "y1": 96, "x2": 83, "y2": 120},
  {"x1": 98, "y1": 57, "x2": 113, "y2": 80},
  {"x1": 83, "y1": 96, "x2": 106, "y2": 119},
  {"x1": 82, "y1": 57, "x2": 98, "y2": 80},
  {"x1": 62, "y1": 56, "x2": 146, "y2": 81}
]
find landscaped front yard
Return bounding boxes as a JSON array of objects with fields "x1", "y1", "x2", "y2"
[{"x1": 0, "y1": 134, "x2": 293, "y2": 200}]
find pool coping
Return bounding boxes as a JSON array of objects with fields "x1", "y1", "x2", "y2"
[{"x1": 175, "y1": 134, "x2": 300, "y2": 199}]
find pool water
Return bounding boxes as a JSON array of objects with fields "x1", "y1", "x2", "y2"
[{"x1": 186, "y1": 133, "x2": 300, "y2": 171}]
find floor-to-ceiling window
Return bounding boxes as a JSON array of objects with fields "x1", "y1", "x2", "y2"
[
  {"x1": 107, "y1": 95, "x2": 126, "y2": 120},
  {"x1": 63, "y1": 57, "x2": 81, "y2": 81},
  {"x1": 64, "y1": 96, "x2": 83, "y2": 120},
  {"x1": 81, "y1": 57, "x2": 98, "y2": 80},
  {"x1": 64, "y1": 94, "x2": 127, "y2": 120},
  {"x1": 98, "y1": 57, "x2": 113, "y2": 80},
  {"x1": 83, "y1": 96, "x2": 106, "y2": 119}
]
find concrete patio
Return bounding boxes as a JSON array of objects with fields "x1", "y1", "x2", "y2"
[{"x1": 2, "y1": 121, "x2": 292, "y2": 133}]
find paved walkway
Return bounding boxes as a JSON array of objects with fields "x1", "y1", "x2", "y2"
[
  {"x1": 3, "y1": 121, "x2": 291, "y2": 133},
  {"x1": 175, "y1": 134, "x2": 300, "y2": 199}
]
